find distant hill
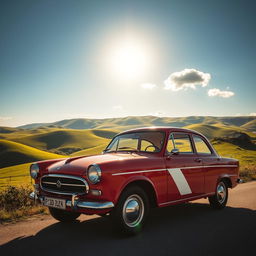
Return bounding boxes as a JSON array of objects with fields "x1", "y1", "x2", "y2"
[
  {"x1": 241, "y1": 119, "x2": 256, "y2": 131},
  {"x1": 0, "y1": 139, "x2": 64, "y2": 168},
  {"x1": 17, "y1": 116, "x2": 256, "y2": 131},
  {"x1": 184, "y1": 124, "x2": 252, "y2": 139},
  {"x1": 2, "y1": 128, "x2": 116, "y2": 155},
  {"x1": 0, "y1": 127, "x2": 22, "y2": 134},
  {"x1": 0, "y1": 115, "x2": 255, "y2": 171}
]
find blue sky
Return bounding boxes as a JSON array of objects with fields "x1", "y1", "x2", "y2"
[{"x1": 0, "y1": 0, "x2": 255, "y2": 126}]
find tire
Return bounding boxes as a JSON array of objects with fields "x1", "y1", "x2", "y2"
[
  {"x1": 110, "y1": 186, "x2": 149, "y2": 235},
  {"x1": 208, "y1": 181, "x2": 228, "y2": 209},
  {"x1": 49, "y1": 207, "x2": 81, "y2": 222}
]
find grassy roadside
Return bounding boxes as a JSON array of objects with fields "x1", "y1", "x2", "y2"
[
  {"x1": 0, "y1": 163, "x2": 33, "y2": 189},
  {"x1": 239, "y1": 165, "x2": 256, "y2": 182},
  {"x1": 0, "y1": 186, "x2": 48, "y2": 224}
]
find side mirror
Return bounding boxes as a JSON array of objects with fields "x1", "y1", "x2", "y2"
[{"x1": 171, "y1": 148, "x2": 179, "y2": 155}]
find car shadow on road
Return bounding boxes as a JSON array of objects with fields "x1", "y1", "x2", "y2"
[{"x1": 1, "y1": 203, "x2": 255, "y2": 256}]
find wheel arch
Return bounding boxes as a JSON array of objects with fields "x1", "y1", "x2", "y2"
[
  {"x1": 115, "y1": 176, "x2": 158, "y2": 208},
  {"x1": 218, "y1": 175, "x2": 232, "y2": 188}
]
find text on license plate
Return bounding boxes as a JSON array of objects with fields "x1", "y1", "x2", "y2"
[{"x1": 44, "y1": 197, "x2": 66, "y2": 210}]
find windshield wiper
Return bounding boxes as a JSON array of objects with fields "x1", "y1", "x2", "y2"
[
  {"x1": 103, "y1": 149, "x2": 115, "y2": 153},
  {"x1": 103, "y1": 147, "x2": 139, "y2": 153}
]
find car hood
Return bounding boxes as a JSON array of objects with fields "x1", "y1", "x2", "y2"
[{"x1": 46, "y1": 153, "x2": 143, "y2": 176}]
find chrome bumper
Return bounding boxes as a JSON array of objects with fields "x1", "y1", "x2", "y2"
[{"x1": 29, "y1": 192, "x2": 114, "y2": 210}]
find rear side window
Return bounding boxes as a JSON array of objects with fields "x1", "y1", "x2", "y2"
[
  {"x1": 167, "y1": 133, "x2": 193, "y2": 153},
  {"x1": 193, "y1": 135, "x2": 212, "y2": 154}
]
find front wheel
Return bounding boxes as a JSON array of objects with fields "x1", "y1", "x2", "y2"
[
  {"x1": 208, "y1": 181, "x2": 228, "y2": 209},
  {"x1": 110, "y1": 186, "x2": 149, "y2": 235},
  {"x1": 49, "y1": 207, "x2": 81, "y2": 222}
]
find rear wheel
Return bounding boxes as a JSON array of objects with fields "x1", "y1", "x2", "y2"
[
  {"x1": 110, "y1": 186, "x2": 149, "y2": 235},
  {"x1": 49, "y1": 207, "x2": 81, "y2": 222},
  {"x1": 208, "y1": 181, "x2": 228, "y2": 209}
]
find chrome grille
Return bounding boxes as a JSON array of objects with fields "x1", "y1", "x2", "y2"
[{"x1": 40, "y1": 174, "x2": 89, "y2": 195}]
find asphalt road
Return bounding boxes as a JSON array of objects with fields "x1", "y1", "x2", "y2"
[{"x1": 0, "y1": 182, "x2": 255, "y2": 256}]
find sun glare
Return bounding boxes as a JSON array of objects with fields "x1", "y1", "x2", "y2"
[{"x1": 105, "y1": 37, "x2": 153, "y2": 81}]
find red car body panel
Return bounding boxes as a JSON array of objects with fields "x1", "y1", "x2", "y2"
[{"x1": 32, "y1": 127, "x2": 239, "y2": 214}]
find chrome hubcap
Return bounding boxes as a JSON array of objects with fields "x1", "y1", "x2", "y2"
[
  {"x1": 217, "y1": 182, "x2": 226, "y2": 204},
  {"x1": 122, "y1": 194, "x2": 144, "y2": 227}
]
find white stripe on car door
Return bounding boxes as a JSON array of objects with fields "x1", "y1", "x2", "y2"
[{"x1": 168, "y1": 168, "x2": 192, "y2": 195}]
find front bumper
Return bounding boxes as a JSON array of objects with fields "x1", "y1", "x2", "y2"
[{"x1": 29, "y1": 192, "x2": 114, "y2": 210}]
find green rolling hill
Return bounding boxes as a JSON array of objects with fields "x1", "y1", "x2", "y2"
[
  {"x1": 212, "y1": 141, "x2": 256, "y2": 166},
  {"x1": 0, "y1": 126, "x2": 22, "y2": 134},
  {"x1": 0, "y1": 115, "x2": 255, "y2": 187},
  {"x1": 184, "y1": 124, "x2": 254, "y2": 139},
  {"x1": 241, "y1": 119, "x2": 256, "y2": 131},
  {"x1": 0, "y1": 139, "x2": 64, "y2": 168},
  {"x1": 3, "y1": 128, "x2": 116, "y2": 155}
]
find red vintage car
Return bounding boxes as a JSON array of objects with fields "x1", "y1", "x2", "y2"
[{"x1": 29, "y1": 127, "x2": 240, "y2": 234}]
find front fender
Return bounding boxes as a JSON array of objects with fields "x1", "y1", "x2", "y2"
[{"x1": 113, "y1": 175, "x2": 158, "y2": 205}]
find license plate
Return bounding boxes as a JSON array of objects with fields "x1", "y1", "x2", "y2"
[{"x1": 44, "y1": 197, "x2": 66, "y2": 210}]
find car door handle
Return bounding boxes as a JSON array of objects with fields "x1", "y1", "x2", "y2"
[{"x1": 195, "y1": 158, "x2": 202, "y2": 163}]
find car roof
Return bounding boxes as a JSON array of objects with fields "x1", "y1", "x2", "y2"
[
  {"x1": 118, "y1": 126, "x2": 204, "y2": 136},
  {"x1": 110, "y1": 126, "x2": 216, "y2": 155}
]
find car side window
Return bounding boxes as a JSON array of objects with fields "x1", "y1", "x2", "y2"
[
  {"x1": 167, "y1": 133, "x2": 193, "y2": 153},
  {"x1": 193, "y1": 135, "x2": 212, "y2": 154}
]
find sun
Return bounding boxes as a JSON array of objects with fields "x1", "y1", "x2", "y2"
[{"x1": 105, "y1": 37, "x2": 152, "y2": 81}]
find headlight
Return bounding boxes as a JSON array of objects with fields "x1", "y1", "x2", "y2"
[
  {"x1": 87, "y1": 164, "x2": 101, "y2": 184},
  {"x1": 30, "y1": 163, "x2": 39, "y2": 179}
]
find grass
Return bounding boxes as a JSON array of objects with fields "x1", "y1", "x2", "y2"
[
  {"x1": 0, "y1": 186, "x2": 48, "y2": 223},
  {"x1": 239, "y1": 165, "x2": 256, "y2": 182},
  {"x1": 0, "y1": 163, "x2": 35, "y2": 189},
  {"x1": 185, "y1": 123, "x2": 255, "y2": 139},
  {"x1": 4, "y1": 128, "x2": 115, "y2": 155},
  {"x1": 0, "y1": 139, "x2": 64, "y2": 168},
  {"x1": 213, "y1": 141, "x2": 256, "y2": 181},
  {"x1": 241, "y1": 119, "x2": 256, "y2": 131},
  {"x1": 0, "y1": 205, "x2": 48, "y2": 223},
  {"x1": 212, "y1": 141, "x2": 256, "y2": 166}
]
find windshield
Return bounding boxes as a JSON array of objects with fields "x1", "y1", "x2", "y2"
[{"x1": 104, "y1": 131, "x2": 165, "y2": 153}]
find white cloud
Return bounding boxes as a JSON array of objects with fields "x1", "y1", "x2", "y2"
[
  {"x1": 112, "y1": 105, "x2": 123, "y2": 111},
  {"x1": 249, "y1": 113, "x2": 256, "y2": 116},
  {"x1": 208, "y1": 88, "x2": 234, "y2": 98},
  {"x1": 164, "y1": 68, "x2": 211, "y2": 91},
  {"x1": 141, "y1": 83, "x2": 157, "y2": 89}
]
